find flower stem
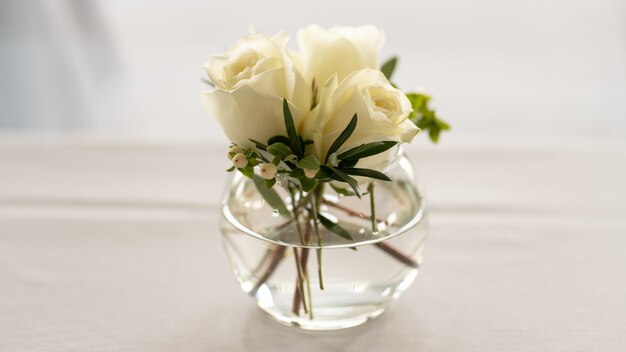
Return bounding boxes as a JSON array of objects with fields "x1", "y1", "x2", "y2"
[
  {"x1": 321, "y1": 198, "x2": 391, "y2": 225},
  {"x1": 322, "y1": 195, "x2": 418, "y2": 269},
  {"x1": 288, "y1": 182, "x2": 315, "y2": 317},
  {"x1": 288, "y1": 183, "x2": 305, "y2": 245},
  {"x1": 250, "y1": 245, "x2": 287, "y2": 295},
  {"x1": 368, "y1": 183, "x2": 378, "y2": 234},
  {"x1": 292, "y1": 219, "x2": 313, "y2": 317},
  {"x1": 251, "y1": 247, "x2": 272, "y2": 275},
  {"x1": 311, "y1": 185, "x2": 325, "y2": 290},
  {"x1": 375, "y1": 241, "x2": 419, "y2": 268},
  {"x1": 292, "y1": 247, "x2": 308, "y2": 314},
  {"x1": 303, "y1": 251, "x2": 313, "y2": 320}
]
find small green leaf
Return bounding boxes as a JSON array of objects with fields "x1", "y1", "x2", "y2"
[
  {"x1": 325, "y1": 114, "x2": 357, "y2": 163},
  {"x1": 381, "y1": 56, "x2": 398, "y2": 80},
  {"x1": 284, "y1": 154, "x2": 298, "y2": 163},
  {"x1": 239, "y1": 165, "x2": 254, "y2": 179},
  {"x1": 283, "y1": 99, "x2": 303, "y2": 157},
  {"x1": 247, "y1": 158, "x2": 259, "y2": 167},
  {"x1": 429, "y1": 127, "x2": 440, "y2": 143},
  {"x1": 297, "y1": 154, "x2": 320, "y2": 170},
  {"x1": 329, "y1": 166, "x2": 361, "y2": 198},
  {"x1": 289, "y1": 168, "x2": 305, "y2": 178},
  {"x1": 406, "y1": 92, "x2": 430, "y2": 118},
  {"x1": 226, "y1": 165, "x2": 235, "y2": 172},
  {"x1": 267, "y1": 135, "x2": 291, "y2": 146},
  {"x1": 252, "y1": 175, "x2": 289, "y2": 216},
  {"x1": 318, "y1": 214, "x2": 353, "y2": 241},
  {"x1": 267, "y1": 142, "x2": 291, "y2": 159},
  {"x1": 437, "y1": 119, "x2": 451, "y2": 130},
  {"x1": 330, "y1": 183, "x2": 356, "y2": 196},
  {"x1": 271, "y1": 156, "x2": 281, "y2": 166},
  {"x1": 249, "y1": 139, "x2": 267, "y2": 150},
  {"x1": 337, "y1": 141, "x2": 398, "y2": 161},
  {"x1": 299, "y1": 176, "x2": 317, "y2": 192},
  {"x1": 265, "y1": 178, "x2": 276, "y2": 188},
  {"x1": 315, "y1": 166, "x2": 333, "y2": 180},
  {"x1": 406, "y1": 91, "x2": 450, "y2": 143},
  {"x1": 342, "y1": 167, "x2": 392, "y2": 181},
  {"x1": 338, "y1": 159, "x2": 358, "y2": 168}
]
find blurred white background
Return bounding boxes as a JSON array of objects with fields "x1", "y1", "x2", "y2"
[{"x1": 1, "y1": 0, "x2": 625, "y2": 144}]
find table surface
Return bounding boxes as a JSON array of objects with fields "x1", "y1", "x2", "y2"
[{"x1": 1, "y1": 138, "x2": 625, "y2": 352}]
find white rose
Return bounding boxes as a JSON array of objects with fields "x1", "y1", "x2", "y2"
[
  {"x1": 302, "y1": 69, "x2": 419, "y2": 171},
  {"x1": 201, "y1": 32, "x2": 310, "y2": 147},
  {"x1": 297, "y1": 25, "x2": 385, "y2": 86}
]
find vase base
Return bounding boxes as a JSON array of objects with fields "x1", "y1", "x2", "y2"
[{"x1": 258, "y1": 303, "x2": 387, "y2": 330}]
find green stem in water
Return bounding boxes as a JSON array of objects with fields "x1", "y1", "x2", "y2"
[
  {"x1": 292, "y1": 221, "x2": 313, "y2": 319},
  {"x1": 250, "y1": 245, "x2": 286, "y2": 295},
  {"x1": 304, "y1": 260, "x2": 313, "y2": 320},
  {"x1": 368, "y1": 182, "x2": 378, "y2": 234},
  {"x1": 288, "y1": 182, "x2": 306, "y2": 245},
  {"x1": 310, "y1": 185, "x2": 325, "y2": 290},
  {"x1": 292, "y1": 247, "x2": 308, "y2": 315}
]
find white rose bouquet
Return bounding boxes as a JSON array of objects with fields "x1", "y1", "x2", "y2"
[{"x1": 202, "y1": 25, "x2": 449, "y2": 318}]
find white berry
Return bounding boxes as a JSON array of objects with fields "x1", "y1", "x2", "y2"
[
  {"x1": 259, "y1": 163, "x2": 277, "y2": 180},
  {"x1": 232, "y1": 153, "x2": 248, "y2": 168}
]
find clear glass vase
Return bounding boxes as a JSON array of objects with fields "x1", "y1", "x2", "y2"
[{"x1": 220, "y1": 149, "x2": 428, "y2": 330}]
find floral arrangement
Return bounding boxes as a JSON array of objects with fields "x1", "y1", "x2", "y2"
[{"x1": 202, "y1": 25, "x2": 448, "y2": 318}]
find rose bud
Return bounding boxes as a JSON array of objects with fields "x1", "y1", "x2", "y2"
[
  {"x1": 259, "y1": 163, "x2": 277, "y2": 180},
  {"x1": 232, "y1": 153, "x2": 248, "y2": 168}
]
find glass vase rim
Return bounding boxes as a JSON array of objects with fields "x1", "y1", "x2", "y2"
[{"x1": 221, "y1": 150, "x2": 426, "y2": 250}]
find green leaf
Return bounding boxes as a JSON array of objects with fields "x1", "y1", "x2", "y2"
[
  {"x1": 267, "y1": 142, "x2": 291, "y2": 159},
  {"x1": 381, "y1": 56, "x2": 398, "y2": 80},
  {"x1": 252, "y1": 175, "x2": 289, "y2": 216},
  {"x1": 297, "y1": 154, "x2": 320, "y2": 170},
  {"x1": 338, "y1": 159, "x2": 359, "y2": 168},
  {"x1": 318, "y1": 214, "x2": 353, "y2": 241},
  {"x1": 284, "y1": 154, "x2": 298, "y2": 163},
  {"x1": 226, "y1": 165, "x2": 235, "y2": 172},
  {"x1": 342, "y1": 167, "x2": 392, "y2": 181},
  {"x1": 289, "y1": 168, "x2": 305, "y2": 178},
  {"x1": 265, "y1": 178, "x2": 276, "y2": 188},
  {"x1": 255, "y1": 152, "x2": 271, "y2": 164},
  {"x1": 267, "y1": 135, "x2": 291, "y2": 146},
  {"x1": 337, "y1": 141, "x2": 398, "y2": 161},
  {"x1": 315, "y1": 166, "x2": 333, "y2": 180},
  {"x1": 239, "y1": 165, "x2": 254, "y2": 179},
  {"x1": 248, "y1": 139, "x2": 267, "y2": 151},
  {"x1": 299, "y1": 176, "x2": 317, "y2": 192},
  {"x1": 330, "y1": 183, "x2": 356, "y2": 196},
  {"x1": 325, "y1": 114, "x2": 357, "y2": 163},
  {"x1": 429, "y1": 127, "x2": 440, "y2": 143},
  {"x1": 247, "y1": 158, "x2": 259, "y2": 167},
  {"x1": 437, "y1": 119, "x2": 451, "y2": 130},
  {"x1": 406, "y1": 91, "x2": 450, "y2": 143},
  {"x1": 329, "y1": 166, "x2": 361, "y2": 198},
  {"x1": 283, "y1": 99, "x2": 303, "y2": 157},
  {"x1": 406, "y1": 92, "x2": 430, "y2": 116}
]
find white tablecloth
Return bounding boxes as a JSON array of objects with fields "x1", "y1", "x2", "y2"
[{"x1": 1, "y1": 138, "x2": 625, "y2": 351}]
